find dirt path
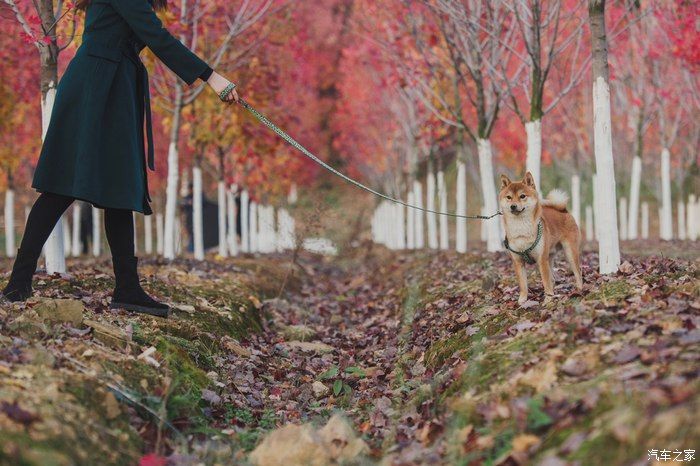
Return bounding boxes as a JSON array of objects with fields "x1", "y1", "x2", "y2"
[{"x1": 1, "y1": 244, "x2": 698, "y2": 465}]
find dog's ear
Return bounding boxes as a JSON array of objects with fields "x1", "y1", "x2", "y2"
[
  {"x1": 524, "y1": 171, "x2": 536, "y2": 188},
  {"x1": 500, "y1": 174, "x2": 512, "y2": 189}
]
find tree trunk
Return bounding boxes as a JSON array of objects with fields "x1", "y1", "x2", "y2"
[
  {"x1": 477, "y1": 139, "x2": 501, "y2": 252},
  {"x1": 426, "y1": 171, "x2": 438, "y2": 249},
  {"x1": 4, "y1": 188, "x2": 15, "y2": 257},
  {"x1": 437, "y1": 170, "x2": 448, "y2": 250},
  {"x1": 240, "y1": 190, "x2": 250, "y2": 252},
  {"x1": 456, "y1": 161, "x2": 467, "y2": 253},
  {"x1": 217, "y1": 181, "x2": 228, "y2": 257},
  {"x1": 92, "y1": 207, "x2": 101, "y2": 256},
  {"x1": 144, "y1": 212, "x2": 153, "y2": 254},
  {"x1": 413, "y1": 181, "x2": 425, "y2": 249},
  {"x1": 163, "y1": 84, "x2": 184, "y2": 259},
  {"x1": 619, "y1": 197, "x2": 628, "y2": 240},
  {"x1": 688, "y1": 194, "x2": 697, "y2": 241},
  {"x1": 288, "y1": 184, "x2": 298, "y2": 204},
  {"x1": 641, "y1": 201, "x2": 649, "y2": 239},
  {"x1": 396, "y1": 203, "x2": 406, "y2": 250},
  {"x1": 192, "y1": 164, "x2": 204, "y2": 260},
  {"x1": 627, "y1": 156, "x2": 642, "y2": 239},
  {"x1": 571, "y1": 175, "x2": 581, "y2": 227},
  {"x1": 71, "y1": 204, "x2": 81, "y2": 256},
  {"x1": 589, "y1": 0, "x2": 620, "y2": 273},
  {"x1": 585, "y1": 205, "x2": 594, "y2": 241},
  {"x1": 227, "y1": 184, "x2": 238, "y2": 256},
  {"x1": 249, "y1": 201, "x2": 258, "y2": 253},
  {"x1": 677, "y1": 200, "x2": 686, "y2": 240},
  {"x1": 58, "y1": 216, "x2": 69, "y2": 256},
  {"x1": 41, "y1": 55, "x2": 66, "y2": 273},
  {"x1": 592, "y1": 174, "x2": 600, "y2": 240},
  {"x1": 156, "y1": 212, "x2": 164, "y2": 255},
  {"x1": 660, "y1": 148, "x2": 673, "y2": 240},
  {"x1": 525, "y1": 119, "x2": 543, "y2": 190},
  {"x1": 406, "y1": 192, "x2": 415, "y2": 249}
]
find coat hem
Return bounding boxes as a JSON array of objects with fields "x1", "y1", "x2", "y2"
[{"x1": 32, "y1": 185, "x2": 152, "y2": 216}]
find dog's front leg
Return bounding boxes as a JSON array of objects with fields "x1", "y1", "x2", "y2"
[{"x1": 513, "y1": 258, "x2": 529, "y2": 305}]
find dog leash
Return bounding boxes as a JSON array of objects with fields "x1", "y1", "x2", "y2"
[{"x1": 237, "y1": 98, "x2": 503, "y2": 221}]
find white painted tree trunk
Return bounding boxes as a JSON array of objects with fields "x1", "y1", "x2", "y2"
[
  {"x1": 156, "y1": 212, "x2": 164, "y2": 255},
  {"x1": 627, "y1": 156, "x2": 642, "y2": 239},
  {"x1": 277, "y1": 209, "x2": 295, "y2": 249},
  {"x1": 525, "y1": 119, "x2": 542, "y2": 190},
  {"x1": 249, "y1": 201, "x2": 258, "y2": 253},
  {"x1": 591, "y1": 76, "x2": 621, "y2": 273},
  {"x1": 288, "y1": 184, "x2": 298, "y2": 205},
  {"x1": 241, "y1": 190, "x2": 250, "y2": 253},
  {"x1": 687, "y1": 194, "x2": 697, "y2": 241},
  {"x1": 71, "y1": 204, "x2": 81, "y2": 257},
  {"x1": 455, "y1": 162, "x2": 467, "y2": 253},
  {"x1": 571, "y1": 175, "x2": 581, "y2": 228},
  {"x1": 585, "y1": 205, "x2": 594, "y2": 241},
  {"x1": 42, "y1": 83, "x2": 65, "y2": 273},
  {"x1": 227, "y1": 185, "x2": 239, "y2": 256},
  {"x1": 477, "y1": 139, "x2": 501, "y2": 252},
  {"x1": 144, "y1": 213, "x2": 153, "y2": 254},
  {"x1": 413, "y1": 181, "x2": 424, "y2": 249},
  {"x1": 592, "y1": 174, "x2": 600, "y2": 240},
  {"x1": 426, "y1": 172, "x2": 438, "y2": 249},
  {"x1": 4, "y1": 189, "x2": 15, "y2": 257},
  {"x1": 92, "y1": 207, "x2": 101, "y2": 257},
  {"x1": 677, "y1": 201, "x2": 686, "y2": 240},
  {"x1": 641, "y1": 202, "x2": 649, "y2": 239},
  {"x1": 480, "y1": 206, "x2": 487, "y2": 242},
  {"x1": 163, "y1": 142, "x2": 179, "y2": 259},
  {"x1": 396, "y1": 203, "x2": 406, "y2": 250},
  {"x1": 174, "y1": 219, "x2": 182, "y2": 256},
  {"x1": 660, "y1": 148, "x2": 673, "y2": 240},
  {"x1": 62, "y1": 216, "x2": 71, "y2": 253},
  {"x1": 589, "y1": 2, "x2": 621, "y2": 273},
  {"x1": 406, "y1": 192, "x2": 415, "y2": 249},
  {"x1": 437, "y1": 171, "x2": 448, "y2": 250},
  {"x1": 192, "y1": 166, "x2": 204, "y2": 260},
  {"x1": 618, "y1": 197, "x2": 628, "y2": 240},
  {"x1": 217, "y1": 181, "x2": 228, "y2": 257}
]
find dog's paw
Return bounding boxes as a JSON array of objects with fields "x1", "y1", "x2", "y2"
[
  {"x1": 518, "y1": 296, "x2": 528, "y2": 306},
  {"x1": 543, "y1": 294, "x2": 555, "y2": 305}
]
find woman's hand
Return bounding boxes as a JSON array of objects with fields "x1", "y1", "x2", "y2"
[{"x1": 207, "y1": 71, "x2": 239, "y2": 104}]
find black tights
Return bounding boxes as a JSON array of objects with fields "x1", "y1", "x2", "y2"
[{"x1": 20, "y1": 192, "x2": 134, "y2": 259}]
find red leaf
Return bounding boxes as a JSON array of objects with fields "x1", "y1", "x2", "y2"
[{"x1": 139, "y1": 453, "x2": 167, "y2": 466}]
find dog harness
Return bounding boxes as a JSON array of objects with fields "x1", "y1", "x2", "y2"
[{"x1": 503, "y1": 219, "x2": 544, "y2": 265}]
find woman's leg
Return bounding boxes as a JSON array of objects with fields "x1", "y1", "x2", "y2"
[
  {"x1": 2, "y1": 192, "x2": 74, "y2": 301},
  {"x1": 104, "y1": 209, "x2": 169, "y2": 317}
]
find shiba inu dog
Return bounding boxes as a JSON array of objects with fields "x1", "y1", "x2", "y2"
[{"x1": 499, "y1": 172, "x2": 583, "y2": 305}]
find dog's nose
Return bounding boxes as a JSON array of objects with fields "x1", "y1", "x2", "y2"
[{"x1": 510, "y1": 204, "x2": 518, "y2": 211}]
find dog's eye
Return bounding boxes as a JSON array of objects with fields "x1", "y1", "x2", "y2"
[
  {"x1": 519, "y1": 194, "x2": 526, "y2": 200},
  {"x1": 506, "y1": 196, "x2": 512, "y2": 200}
]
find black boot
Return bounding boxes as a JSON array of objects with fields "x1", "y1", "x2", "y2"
[
  {"x1": 2, "y1": 247, "x2": 40, "y2": 302},
  {"x1": 110, "y1": 256, "x2": 170, "y2": 318}
]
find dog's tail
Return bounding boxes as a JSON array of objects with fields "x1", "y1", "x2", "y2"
[{"x1": 542, "y1": 189, "x2": 569, "y2": 212}]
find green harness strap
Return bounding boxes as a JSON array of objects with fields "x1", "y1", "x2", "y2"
[{"x1": 503, "y1": 220, "x2": 544, "y2": 265}]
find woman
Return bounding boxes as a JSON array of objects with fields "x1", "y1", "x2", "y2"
[{"x1": 2, "y1": 0, "x2": 239, "y2": 318}]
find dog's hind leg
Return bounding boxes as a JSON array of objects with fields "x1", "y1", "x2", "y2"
[
  {"x1": 538, "y1": 249, "x2": 555, "y2": 301},
  {"x1": 513, "y1": 257, "x2": 529, "y2": 305},
  {"x1": 562, "y1": 240, "x2": 583, "y2": 290}
]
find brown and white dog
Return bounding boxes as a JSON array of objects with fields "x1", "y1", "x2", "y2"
[{"x1": 499, "y1": 172, "x2": 583, "y2": 305}]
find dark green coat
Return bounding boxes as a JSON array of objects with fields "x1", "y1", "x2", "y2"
[{"x1": 32, "y1": 0, "x2": 209, "y2": 215}]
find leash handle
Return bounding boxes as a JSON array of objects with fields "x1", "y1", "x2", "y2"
[{"x1": 237, "y1": 98, "x2": 502, "y2": 221}]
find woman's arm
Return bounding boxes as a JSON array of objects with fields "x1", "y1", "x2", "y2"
[{"x1": 110, "y1": 0, "x2": 229, "y2": 92}]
